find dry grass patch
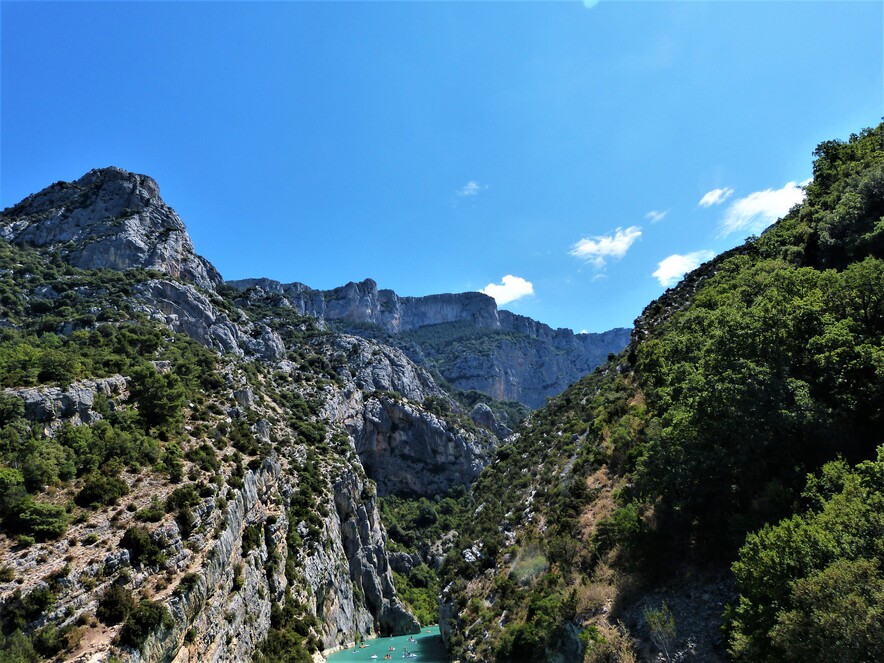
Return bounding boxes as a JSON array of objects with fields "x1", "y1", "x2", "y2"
[{"x1": 578, "y1": 468, "x2": 616, "y2": 541}]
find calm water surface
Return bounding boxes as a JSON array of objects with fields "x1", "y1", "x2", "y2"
[{"x1": 326, "y1": 625, "x2": 449, "y2": 663}]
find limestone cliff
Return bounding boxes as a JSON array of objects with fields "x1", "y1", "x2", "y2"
[
  {"x1": 1, "y1": 167, "x2": 221, "y2": 291},
  {"x1": 228, "y1": 278, "x2": 630, "y2": 408},
  {"x1": 313, "y1": 334, "x2": 495, "y2": 497},
  {"x1": 0, "y1": 167, "x2": 507, "y2": 662}
]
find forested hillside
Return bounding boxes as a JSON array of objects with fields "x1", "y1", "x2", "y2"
[
  {"x1": 0, "y1": 167, "x2": 509, "y2": 663},
  {"x1": 440, "y1": 124, "x2": 884, "y2": 662}
]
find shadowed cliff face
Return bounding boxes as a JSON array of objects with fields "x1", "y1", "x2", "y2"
[
  {"x1": 0, "y1": 167, "x2": 222, "y2": 291},
  {"x1": 228, "y1": 277, "x2": 631, "y2": 408}
]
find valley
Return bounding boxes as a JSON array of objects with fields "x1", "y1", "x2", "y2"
[{"x1": 1, "y1": 122, "x2": 883, "y2": 663}]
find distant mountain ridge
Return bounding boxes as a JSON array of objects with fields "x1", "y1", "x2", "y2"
[{"x1": 227, "y1": 277, "x2": 631, "y2": 407}]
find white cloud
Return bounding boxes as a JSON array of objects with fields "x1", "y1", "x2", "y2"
[
  {"x1": 653, "y1": 250, "x2": 716, "y2": 287},
  {"x1": 582, "y1": 0, "x2": 600, "y2": 7},
  {"x1": 645, "y1": 210, "x2": 667, "y2": 223},
  {"x1": 719, "y1": 181, "x2": 806, "y2": 236},
  {"x1": 458, "y1": 180, "x2": 487, "y2": 197},
  {"x1": 699, "y1": 187, "x2": 734, "y2": 207},
  {"x1": 569, "y1": 226, "x2": 642, "y2": 269},
  {"x1": 480, "y1": 275, "x2": 534, "y2": 305}
]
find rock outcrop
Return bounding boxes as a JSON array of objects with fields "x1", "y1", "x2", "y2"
[
  {"x1": 0, "y1": 167, "x2": 221, "y2": 291},
  {"x1": 314, "y1": 334, "x2": 496, "y2": 496},
  {"x1": 3, "y1": 375, "x2": 128, "y2": 433},
  {"x1": 133, "y1": 279, "x2": 285, "y2": 361}
]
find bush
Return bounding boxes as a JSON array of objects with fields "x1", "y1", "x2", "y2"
[
  {"x1": 242, "y1": 523, "x2": 263, "y2": 555},
  {"x1": 0, "y1": 629, "x2": 39, "y2": 662},
  {"x1": 75, "y1": 474, "x2": 129, "y2": 508},
  {"x1": 176, "y1": 507, "x2": 195, "y2": 538},
  {"x1": 118, "y1": 600, "x2": 172, "y2": 648},
  {"x1": 232, "y1": 563, "x2": 245, "y2": 591},
  {"x1": 3, "y1": 586, "x2": 57, "y2": 632},
  {"x1": 177, "y1": 573, "x2": 200, "y2": 594},
  {"x1": 135, "y1": 497, "x2": 165, "y2": 523},
  {"x1": 97, "y1": 584, "x2": 135, "y2": 626},
  {"x1": 129, "y1": 366, "x2": 185, "y2": 432},
  {"x1": 165, "y1": 484, "x2": 200, "y2": 512},
  {"x1": 5, "y1": 496, "x2": 68, "y2": 540},
  {"x1": 120, "y1": 526, "x2": 164, "y2": 568}
]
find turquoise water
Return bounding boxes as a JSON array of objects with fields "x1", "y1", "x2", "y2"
[{"x1": 326, "y1": 626, "x2": 449, "y2": 663}]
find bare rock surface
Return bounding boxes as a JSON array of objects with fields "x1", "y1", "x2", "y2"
[
  {"x1": 1, "y1": 167, "x2": 221, "y2": 291},
  {"x1": 229, "y1": 277, "x2": 630, "y2": 407}
]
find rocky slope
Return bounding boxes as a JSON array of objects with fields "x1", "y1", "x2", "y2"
[
  {"x1": 438, "y1": 124, "x2": 884, "y2": 662},
  {"x1": 1, "y1": 167, "x2": 221, "y2": 291},
  {"x1": 0, "y1": 167, "x2": 503, "y2": 662},
  {"x1": 228, "y1": 277, "x2": 630, "y2": 408}
]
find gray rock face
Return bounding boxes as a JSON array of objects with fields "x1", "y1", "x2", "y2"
[
  {"x1": 227, "y1": 278, "x2": 469, "y2": 333},
  {"x1": 4, "y1": 375, "x2": 128, "y2": 433},
  {"x1": 433, "y1": 324, "x2": 631, "y2": 408},
  {"x1": 0, "y1": 167, "x2": 221, "y2": 291},
  {"x1": 129, "y1": 458, "x2": 287, "y2": 663},
  {"x1": 349, "y1": 396, "x2": 488, "y2": 497},
  {"x1": 229, "y1": 277, "x2": 630, "y2": 407},
  {"x1": 469, "y1": 402, "x2": 512, "y2": 439},
  {"x1": 330, "y1": 472, "x2": 419, "y2": 636},
  {"x1": 319, "y1": 334, "x2": 446, "y2": 402},
  {"x1": 133, "y1": 278, "x2": 285, "y2": 360},
  {"x1": 315, "y1": 335, "x2": 496, "y2": 497},
  {"x1": 228, "y1": 278, "x2": 501, "y2": 333}
]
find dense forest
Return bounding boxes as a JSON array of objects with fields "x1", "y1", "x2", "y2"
[{"x1": 440, "y1": 123, "x2": 884, "y2": 661}]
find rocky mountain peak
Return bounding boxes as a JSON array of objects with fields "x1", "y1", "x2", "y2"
[{"x1": 0, "y1": 166, "x2": 222, "y2": 291}]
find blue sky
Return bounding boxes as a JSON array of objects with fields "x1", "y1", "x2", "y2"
[{"x1": 2, "y1": 1, "x2": 882, "y2": 333}]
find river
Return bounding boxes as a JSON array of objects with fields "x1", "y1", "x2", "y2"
[{"x1": 326, "y1": 625, "x2": 449, "y2": 663}]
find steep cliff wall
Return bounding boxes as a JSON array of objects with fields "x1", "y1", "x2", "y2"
[{"x1": 228, "y1": 278, "x2": 631, "y2": 407}]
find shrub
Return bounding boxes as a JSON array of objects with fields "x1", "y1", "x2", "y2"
[
  {"x1": 232, "y1": 563, "x2": 245, "y2": 591},
  {"x1": 177, "y1": 573, "x2": 200, "y2": 594},
  {"x1": 5, "y1": 496, "x2": 68, "y2": 540},
  {"x1": 118, "y1": 600, "x2": 172, "y2": 648},
  {"x1": 96, "y1": 585, "x2": 135, "y2": 626},
  {"x1": 75, "y1": 474, "x2": 129, "y2": 508},
  {"x1": 120, "y1": 527, "x2": 164, "y2": 568},
  {"x1": 135, "y1": 497, "x2": 165, "y2": 523},
  {"x1": 176, "y1": 508, "x2": 196, "y2": 538},
  {"x1": 242, "y1": 524, "x2": 263, "y2": 555},
  {"x1": 165, "y1": 484, "x2": 200, "y2": 513}
]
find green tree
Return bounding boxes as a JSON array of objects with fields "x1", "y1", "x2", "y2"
[{"x1": 129, "y1": 365, "x2": 185, "y2": 432}]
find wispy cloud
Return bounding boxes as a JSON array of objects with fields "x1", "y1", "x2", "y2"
[
  {"x1": 653, "y1": 250, "x2": 716, "y2": 287},
  {"x1": 582, "y1": 0, "x2": 600, "y2": 8},
  {"x1": 457, "y1": 180, "x2": 487, "y2": 197},
  {"x1": 645, "y1": 210, "x2": 667, "y2": 224},
  {"x1": 719, "y1": 181, "x2": 806, "y2": 236},
  {"x1": 699, "y1": 187, "x2": 734, "y2": 207},
  {"x1": 570, "y1": 226, "x2": 642, "y2": 269},
  {"x1": 481, "y1": 275, "x2": 534, "y2": 305}
]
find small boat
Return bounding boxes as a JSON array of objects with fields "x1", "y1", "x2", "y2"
[{"x1": 370, "y1": 656, "x2": 378, "y2": 660}]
